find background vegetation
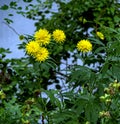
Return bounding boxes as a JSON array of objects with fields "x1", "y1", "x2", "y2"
[{"x1": 0, "y1": 0, "x2": 120, "y2": 123}]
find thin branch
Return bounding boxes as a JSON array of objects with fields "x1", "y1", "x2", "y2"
[
  {"x1": 3, "y1": 21, "x2": 20, "y2": 36},
  {"x1": 54, "y1": 70, "x2": 69, "y2": 78},
  {"x1": 42, "y1": 114, "x2": 44, "y2": 124}
]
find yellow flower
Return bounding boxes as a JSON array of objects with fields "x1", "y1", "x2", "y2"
[
  {"x1": 34, "y1": 47, "x2": 49, "y2": 62},
  {"x1": 34, "y1": 29, "x2": 51, "y2": 45},
  {"x1": 96, "y1": 31, "x2": 104, "y2": 40},
  {"x1": 53, "y1": 29, "x2": 66, "y2": 43},
  {"x1": 77, "y1": 39, "x2": 92, "y2": 52},
  {"x1": 26, "y1": 41, "x2": 40, "y2": 56}
]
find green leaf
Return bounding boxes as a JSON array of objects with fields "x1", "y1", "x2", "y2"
[
  {"x1": 69, "y1": 65, "x2": 92, "y2": 85},
  {"x1": 4, "y1": 18, "x2": 13, "y2": 24},
  {"x1": 10, "y1": 2, "x2": 17, "y2": 7},
  {"x1": 89, "y1": 37, "x2": 105, "y2": 46},
  {"x1": 23, "y1": 0, "x2": 33, "y2": 2},
  {"x1": 101, "y1": 62, "x2": 109, "y2": 75},
  {"x1": 85, "y1": 102, "x2": 99, "y2": 124},
  {"x1": 110, "y1": 64, "x2": 120, "y2": 80},
  {"x1": 44, "y1": 90, "x2": 62, "y2": 109},
  {"x1": 17, "y1": 7, "x2": 22, "y2": 10},
  {"x1": 0, "y1": 48, "x2": 11, "y2": 54},
  {"x1": 94, "y1": 46, "x2": 105, "y2": 54},
  {"x1": 0, "y1": 5, "x2": 9, "y2": 10},
  {"x1": 8, "y1": 14, "x2": 13, "y2": 16}
]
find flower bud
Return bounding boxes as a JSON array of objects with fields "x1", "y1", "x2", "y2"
[
  {"x1": 116, "y1": 83, "x2": 120, "y2": 90},
  {"x1": 0, "y1": 90, "x2": 6, "y2": 99},
  {"x1": 99, "y1": 111, "x2": 105, "y2": 117},
  {"x1": 21, "y1": 118, "x2": 30, "y2": 124},
  {"x1": 85, "y1": 121, "x2": 90, "y2": 124},
  {"x1": 100, "y1": 96, "x2": 105, "y2": 102},
  {"x1": 19, "y1": 35, "x2": 25, "y2": 40},
  {"x1": 99, "y1": 111, "x2": 110, "y2": 118},
  {"x1": 105, "y1": 99, "x2": 112, "y2": 105},
  {"x1": 104, "y1": 88, "x2": 110, "y2": 94}
]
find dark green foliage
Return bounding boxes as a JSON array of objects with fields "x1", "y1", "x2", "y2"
[{"x1": 1, "y1": 0, "x2": 120, "y2": 124}]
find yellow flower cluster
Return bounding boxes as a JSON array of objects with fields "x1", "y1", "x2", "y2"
[
  {"x1": 26, "y1": 41, "x2": 49, "y2": 62},
  {"x1": 52, "y1": 29, "x2": 66, "y2": 43},
  {"x1": 26, "y1": 29, "x2": 50, "y2": 62},
  {"x1": 77, "y1": 39, "x2": 92, "y2": 53},
  {"x1": 96, "y1": 31, "x2": 104, "y2": 40},
  {"x1": 25, "y1": 29, "x2": 66, "y2": 62}
]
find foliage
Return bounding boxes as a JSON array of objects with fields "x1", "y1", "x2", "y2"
[{"x1": 0, "y1": 0, "x2": 120, "y2": 124}]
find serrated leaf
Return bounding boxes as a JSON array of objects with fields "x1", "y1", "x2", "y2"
[
  {"x1": 89, "y1": 37, "x2": 105, "y2": 46},
  {"x1": 101, "y1": 62, "x2": 109, "y2": 75},
  {"x1": 85, "y1": 102, "x2": 99, "y2": 124},
  {"x1": 94, "y1": 47, "x2": 105, "y2": 54},
  {"x1": 70, "y1": 65, "x2": 92, "y2": 84}
]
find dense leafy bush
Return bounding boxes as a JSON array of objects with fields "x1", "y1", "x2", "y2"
[{"x1": 0, "y1": 0, "x2": 120, "y2": 123}]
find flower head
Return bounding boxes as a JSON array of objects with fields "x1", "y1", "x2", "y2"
[
  {"x1": 77, "y1": 39, "x2": 92, "y2": 52},
  {"x1": 53, "y1": 29, "x2": 66, "y2": 43},
  {"x1": 26, "y1": 41, "x2": 40, "y2": 56},
  {"x1": 34, "y1": 29, "x2": 51, "y2": 45},
  {"x1": 34, "y1": 47, "x2": 49, "y2": 62},
  {"x1": 96, "y1": 31, "x2": 104, "y2": 40}
]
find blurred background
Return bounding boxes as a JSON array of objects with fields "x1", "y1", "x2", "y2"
[{"x1": 0, "y1": 0, "x2": 35, "y2": 58}]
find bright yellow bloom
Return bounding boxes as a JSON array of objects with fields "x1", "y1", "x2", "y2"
[
  {"x1": 34, "y1": 47, "x2": 49, "y2": 62},
  {"x1": 77, "y1": 39, "x2": 92, "y2": 52},
  {"x1": 26, "y1": 41, "x2": 40, "y2": 56},
  {"x1": 53, "y1": 29, "x2": 66, "y2": 43},
  {"x1": 34, "y1": 29, "x2": 51, "y2": 45},
  {"x1": 96, "y1": 31, "x2": 104, "y2": 40}
]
